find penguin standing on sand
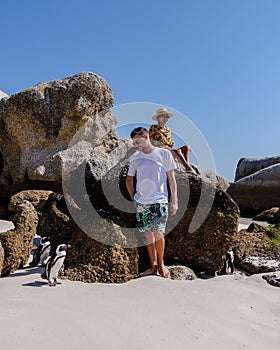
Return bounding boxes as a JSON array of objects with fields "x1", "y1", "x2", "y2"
[
  {"x1": 225, "y1": 247, "x2": 235, "y2": 274},
  {"x1": 29, "y1": 236, "x2": 51, "y2": 267},
  {"x1": 41, "y1": 244, "x2": 71, "y2": 287}
]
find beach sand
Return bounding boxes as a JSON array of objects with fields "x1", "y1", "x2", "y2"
[
  {"x1": 0, "y1": 267, "x2": 279, "y2": 350},
  {"x1": 0, "y1": 219, "x2": 14, "y2": 232},
  {"x1": 1, "y1": 218, "x2": 279, "y2": 350}
]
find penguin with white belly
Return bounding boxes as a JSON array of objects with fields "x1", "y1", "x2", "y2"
[
  {"x1": 29, "y1": 236, "x2": 51, "y2": 267},
  {"x1": 41, "y1": 244, "x2": 71, "y2": 286}
]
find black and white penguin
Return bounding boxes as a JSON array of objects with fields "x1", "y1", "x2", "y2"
[
  {"x1": 29, "y1": 236, "x2": 51, "y2": 267},
  {"x1": 41, "y1": 244, "x2": 71, "y2": 287},
  {"x1": 225, "y1": 247, "x2": 235, "y2": 274}
]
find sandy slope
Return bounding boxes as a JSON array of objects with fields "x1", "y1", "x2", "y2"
[{"x1": 0, "y1": 266, "x2": 279, "y2": 350}]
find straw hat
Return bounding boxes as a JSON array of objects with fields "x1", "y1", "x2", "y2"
[{"x1": 152, "y1": 107, "x2": 174, "y2": 121}]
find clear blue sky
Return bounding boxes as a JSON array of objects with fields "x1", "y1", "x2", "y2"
[{"x1": 1, "y1": 0, "x2": 280, "y2": 181}]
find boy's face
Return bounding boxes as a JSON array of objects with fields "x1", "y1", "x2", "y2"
[{"x1": 132, "y1": 134, "x2": 148, "y2": 150}]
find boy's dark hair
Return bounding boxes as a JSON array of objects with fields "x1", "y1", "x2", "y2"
[{"x1": 130, "y1": 127, "x2": 148, "y2": 139}]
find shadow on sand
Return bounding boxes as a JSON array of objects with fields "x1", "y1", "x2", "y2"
[
  {"x1": 7, "y1": 266, "x2": 45, "y2": 278},
  {"x1": 22, "y1": 280, "x2": 47, "y2": 287}
]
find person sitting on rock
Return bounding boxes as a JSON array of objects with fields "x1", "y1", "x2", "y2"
[{"x1": 149, "y1": 107, "x2": 197, "y2": 174}]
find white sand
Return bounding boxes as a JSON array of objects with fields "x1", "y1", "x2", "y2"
[
  {"x1": 238, "y1": 216, "x2": 270, "y2": 231},
  {"x1": 0, "y1": 267, "x2": 279, "y2": 350},
  {"x1": 1, "y1": 219, "x2": 279, "y2": 349},
  {"x1": 0, "y1": 219, "x2": 14, "y2": 232}
]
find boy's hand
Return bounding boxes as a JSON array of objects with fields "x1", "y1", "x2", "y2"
[{"x1": 170, "y1": 200, "x2": 178, "y2": 216}]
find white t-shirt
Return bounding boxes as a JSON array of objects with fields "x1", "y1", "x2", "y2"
[{"x1": 127, "y1": 147, "x2": 176, "y2": 204}]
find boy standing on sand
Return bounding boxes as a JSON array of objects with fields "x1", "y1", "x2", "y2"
[{"x1": 126, "y1": 127, "x2": 178, "y2": 278}]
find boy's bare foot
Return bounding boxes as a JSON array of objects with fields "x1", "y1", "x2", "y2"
[
  {"x1": 159, "y1": 265, "x2": 171, "y2": 278},
  {"x1": 185, "y1": 167, "x2": 198, "y2": 175},
  {"x1": 136, "y1": 266, "x2": 158, "y2": 278}
]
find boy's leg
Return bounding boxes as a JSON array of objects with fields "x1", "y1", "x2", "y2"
[
  {"x1": 153, "y1": 230, "x2": 170, "y2": 278},
  {"x1": 172, "y1": 148, "x2": 196, "y2": 173},
  {"x1": 180, "y1": 145, "x2": 191, "y2": 163},
  {"x1": 138, "y1": 230, "x2": 158, "y2": 277}
]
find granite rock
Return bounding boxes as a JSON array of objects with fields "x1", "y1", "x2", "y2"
[
  {"x1": 262, "y1": 273, "x2": 280, "y2": 287},
  {"x1": 8, "y1": 190, "x2": 52, "y2": 212},
  {"x1": 0, "y1": 200, "x2": 38, "y2": 276},
  {"x1": 235, "y1": 156, "x2": 280, "y2": 181},
  {"x1": 227, "y1": 163, "x2": 280, "y2": 214},
  {"x1": 241, "y1": 256, "x2": 280, "y2": 274},
  {"x1": 90, "y1": 160, "x2": 240, "y2": 275},
  {"x1": 0, "y1": 242, "x2": 4, "y2": 275},
  {"x1": 165, "y1": 171, "x2": 239, "y2": 274},
  {"x1": 168, "y1": 265, "x2": 197, "y2": 280},
  {"x1": 0, "y1": 72, "x2": 117, "y2": 198},
  {"x1": 233, "y1": 224, "x2": 280, "y2": 274},
  {"x1": 36, "y1": 193, "x2": 138, "y2": 283},
  {"x1": 253, "y1": 207, "x2": 279, "y2": 222}
]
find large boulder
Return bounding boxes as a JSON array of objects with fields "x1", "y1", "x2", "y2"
[
  {"x1": 8, "y1": 190, "x2": 52, "y2": 212},
  {"x1": 234, "y1": 156, "x2": 280, "y2": 181},
  {"x1": 233, "y1": 223, "x2": 280, "y2": 274},
  {"x1": 165, "y1": 172, "x2": 239, "y2": 274},
  {"x1": 37, "y1": 193, "x2": 138, "y2": 283},
  {"x1": 0, "y1": 242, "x2": 4, "y2": 275},
  {"x1": 0, "y1": 200, "x2": 38, "y2": 276},
  {"x1": 0, "y1": 163, "x2": 239, "y2": 279},
  {"x1": 34, "y1": 154, "x2": 240, "y2": 277},
  {"x1": 262, "y1": 273, "x2": 280, "y2": 287},
  {"x1": 88, "y1": 159, "x2": 240, "y2": 275},
  {"x1": 168, "y1": 265, "x2": 197, "y2": 280},
  {"x1": 253, "y1": 207, "x2": 279, "y2": 222},
  {"x1": 0, "y1": 72, "x2": 127, "y2": 200},
  {"x1": 270, "y1": 208, "x2": 280, "y2": 224},
  {"x1": 0, "y1": 71, "x2": 240, "y2": 279},
  {"x1": 227, "y1": 163, "x2": 280, "y2": 214}
]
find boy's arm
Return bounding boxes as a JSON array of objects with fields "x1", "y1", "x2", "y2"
[
  {"x1": 126, "y1": 175, "x2": 135, "y2": 201},
  {"x1": 166, "y1": 169, "x2": 178, "y2": 215}
]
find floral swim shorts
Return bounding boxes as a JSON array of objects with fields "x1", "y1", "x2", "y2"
[{"x1": 135, "y1": 202, "x2": 169, "y2": 233}]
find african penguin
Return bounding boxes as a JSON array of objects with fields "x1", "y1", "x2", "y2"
[
  {"x1": 225, "y1": 247, "x2": 235, "y2": 274},
  {"x1": 29, "y1": 236, "x2": 51, "y2": 267},
  {"x1": 41, "y1": 244, "x2": 71, "y2": 287}
]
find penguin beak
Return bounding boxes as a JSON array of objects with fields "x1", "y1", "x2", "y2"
[{"x1": 58, "y1": 244, "x2": 71, "y2": 252}]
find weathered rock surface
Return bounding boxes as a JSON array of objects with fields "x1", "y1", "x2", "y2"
[
  {"x1": 165, "y1": 172, "x2": 239, "y2": 274},
  {"x1": 0, "y1": 71, "x2": 241, "y2": 280},
  {"x1": 0, "y1": 242, "x2": 4, "y2": 274},
  {"x1": 215, "y1": 175, "x2": 230, "y2": 192},
  {"x1": 0, "y1": 200, "x2": 38, "y2": 276},
  {"x1": 91, "y1": 160, "x2": 240, "y2": 275},
  {"x1": 233, "y1": 223, "x2": 280, "y2": 274},
  {"x1": 270, "y1": 208, "x2": 280, "y2": 224},
  {"x1": 253, "y1": 207, "x2": 279, "y2": 222},
  {"x1": 241, "y1": 257, "x2": 280, "y2": 273},
  {"x1": 0, "y1": 72, "x2": 123, "y2": 200},
  {"x1": 262, "y1": 273, "x2": 280, "y2": 287},
  {"x1": 8, "y1": 190, "x2": 52, "y2": 212},
  {"x1": 235, "y1": 156, "x2": 280, "y2": 181},
  {"x1": 37, "y1": 193, "x2": 138, "y2": 283},
  {"x1": 227, "y1": 163, "x2": 280, "y2": 214},
  {"x1": 168, "y1": 265, "x2": 197, "y2": 280}
]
